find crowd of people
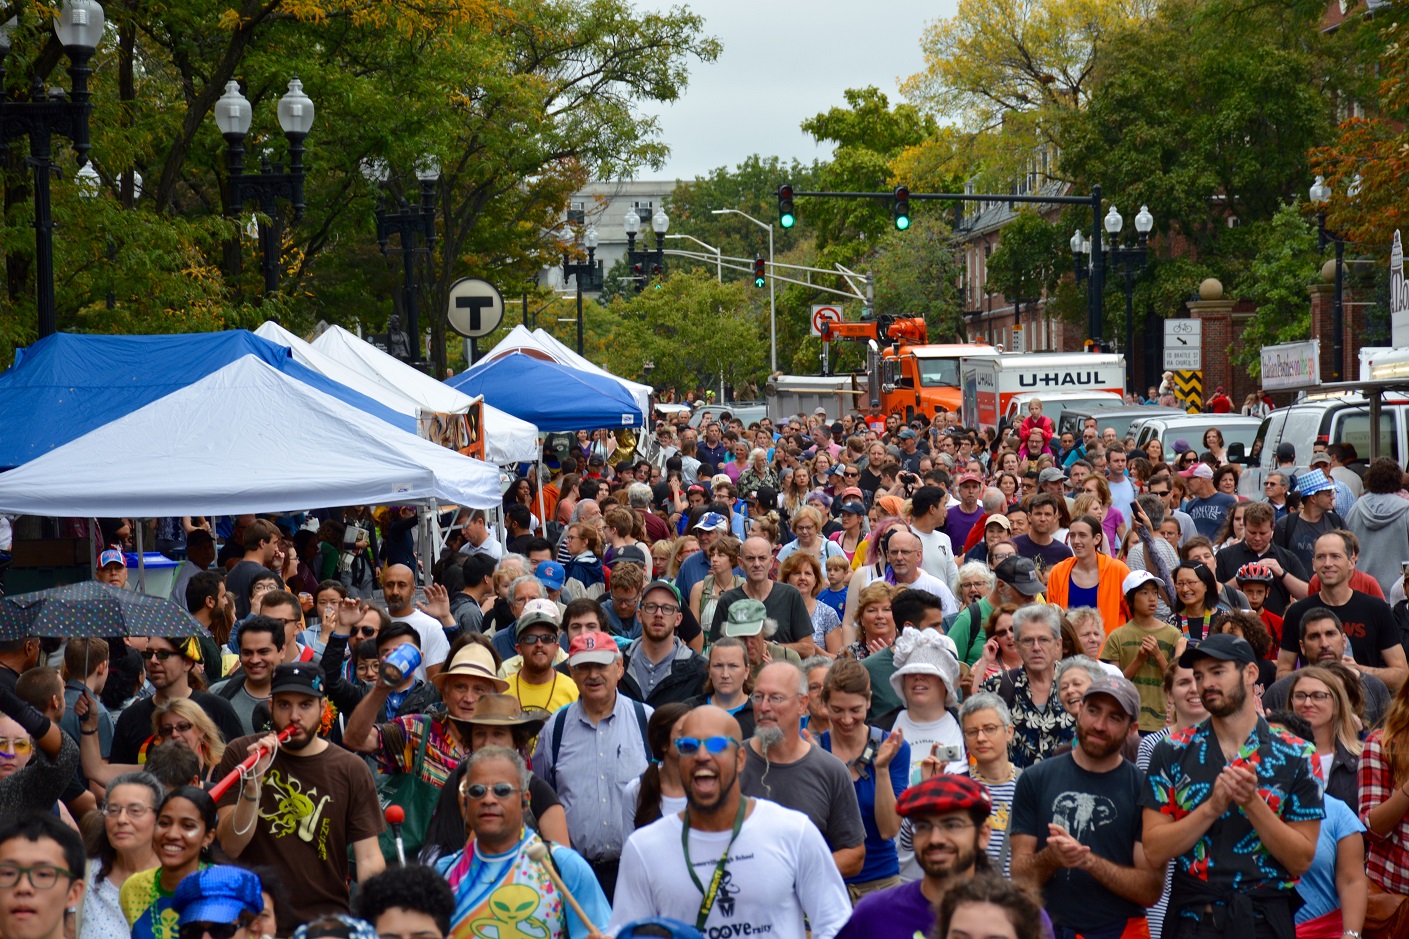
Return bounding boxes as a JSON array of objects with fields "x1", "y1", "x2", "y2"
[{"x1": 5, "y1": 394, "x2": 1409, "y2": 939}]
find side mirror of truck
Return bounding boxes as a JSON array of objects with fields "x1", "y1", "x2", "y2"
[{"x1": 1226, "y1": 441, "x2": 1247, "y2": 464}]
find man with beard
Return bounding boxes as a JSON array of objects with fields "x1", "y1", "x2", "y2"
[
  {"x1": 214, "y1": 663, "x2": 386, "y2": 922},
  {"x1": 109, "y1": 636, "x2": 243, "y2": 764},
  {"x1": 1009, "y1": 675, "x2": 1161, "y2": 939},
  {"x1": 1261, "y1": 609, "x2": 1391, "y2": 728},
  {"x1": 739, "y1": 661, "x2": 866, "y2": 877},
  {"x1": 838, "y1": 774, "x2": 1003, "y2": 939},
  {"x1": 435, "y1": 746, "x2": 609, "y2": 939},
  {"x1": 611, "y1": 706, "x2": 851, "y2": 939},
  {"x1": 1141, "y1": 635, "x2": 1324, "y2": 939}
]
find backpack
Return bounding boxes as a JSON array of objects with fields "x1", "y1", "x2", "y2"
[
  {"x1": 1276, "y1": 510, "x2": 1343, "y2": 552},
  {"x1": 546, "y1": 697, "x2": 650, "y2": 791}
]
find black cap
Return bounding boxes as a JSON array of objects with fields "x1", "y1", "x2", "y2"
[
  {"x1": 1178, "y1": 633, "x2": 1256, "y2": 669},
  {"x1": 1274, "y1": 442, "x2": 1296, "y2": 463},
  {"x1": 994, "y1": 556, "x2": 1043, "y2": 596},
  {"x1": 270, "y1": 662, "x2": 327, "y2": 698}
]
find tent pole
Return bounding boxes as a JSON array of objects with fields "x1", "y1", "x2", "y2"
[
  {"x1": 136, "y1": 519, "x2": 146, "y2": 594},
  {"x1": 536, "y1": 442, "x2": 548, "y2": 537}
]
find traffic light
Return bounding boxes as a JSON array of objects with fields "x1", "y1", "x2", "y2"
[
  {"x1": 632, "y1": 261, "x2": 644, "y2": 293},
  {"x1": 892, "y1": 186, "x2": 911, "y2": 231},
  {"x1": 753, "y1": 257, "x2": 766, "y2": 288},
  {"x1": 777, "y1": 184, "x2": 795, "y2": 229},
  {"x1": 651, "y1": 263, "x2": 662, "y2": 288}
]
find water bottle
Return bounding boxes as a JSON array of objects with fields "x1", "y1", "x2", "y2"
[{"x1": 379, "y1": 643, "x2": 422, "y2": 687}]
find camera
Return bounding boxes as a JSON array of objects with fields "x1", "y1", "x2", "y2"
[{"x1": 933, "y1": 744, "x2": 963, "y2": 763}]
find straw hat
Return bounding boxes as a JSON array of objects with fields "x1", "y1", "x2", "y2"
[
  {"x1": 432, "y1": 642, "x2": 509, "y2": 693},
  {"x1": 463, "y1": 694, "x2": 549, "y2": 735}
]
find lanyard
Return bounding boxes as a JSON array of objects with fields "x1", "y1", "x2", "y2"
[{"x1": 681, "y1": 797, "x2": 748, "y2": 930}]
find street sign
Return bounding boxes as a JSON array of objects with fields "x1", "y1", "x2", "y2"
[
  {"x1": 1163, "y1": 318, "x2": 1201, "y2": 370},
  {"x1": 445, "y1": 277, "x2": 505, "y2": 339},
  {"x1": 811, "y1": 304, "x2": 843, "y2": 337}
]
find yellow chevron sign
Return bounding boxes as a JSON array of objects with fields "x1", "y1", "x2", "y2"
[{"x1": 1174, "y1": 370, "x2": 1202, "y2": 413}]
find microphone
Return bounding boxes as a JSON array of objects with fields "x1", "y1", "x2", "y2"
[
  {"x1": 385, "y1": 805, "x2": 406, "y2": 865},
  {"x1": 208, "y1": 725, "x2": 296, "y2": 801}
]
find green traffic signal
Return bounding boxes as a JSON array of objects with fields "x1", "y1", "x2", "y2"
[
  {"x1": 777, "y1": 184, "x2": 796, "y2": 229},
  {"x1": 892, "y1": 185, "x2": 910, "y2": 231},
  {"x1": 753, "y1": 256, "x2": 766, "y2": 288}
]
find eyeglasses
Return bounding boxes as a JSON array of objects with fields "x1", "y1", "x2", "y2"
[
  {"x1": 460, "y1": 782, "x2": 519, "y2": 800},
  {"x1": 1017, "y1": 636, "x2": 1054, "y2": 648},
  {"x1": 355, "y1": 626, "x2": 378, "y2": 637},
  {"x1": 911, "y1": 819, "x2": 975, "y2": 836},
  {"x1": 140, "y1": 649, "x2": 180, "y2": 661},
  {"x1": 750, "y1": 692, "x2": 797, "y2": 707},
  {"x1": 101, "y1": 802, "x2": 153, "y2": 819},
  {"x1": 0, "y1": 738, "x2": 33, "y2": 757},
  {"x1": 674, "y1": 735, "x2": 741, "y2": 756},
  {"x1": 641, "y1": 602, "x2": 679, "y2": 615},
  {"x1": 518, "y1": 634, "x2": 559, "y2": 647},
  {"x1": 159, "y1": 722, "x2": 194, "y2": 737},
  {"x1": 179, "y1": 923, "x2": 242, "y2": 939},
  {"x1": 1292, "y1": 691, "x2": 1333, "y2": 703},
  {"x1": 0, "y1": 864, "x2": 76, "y2": 890},
  {"x1": 962, "y1": 724, "x2": 1006, "y2": 739}
]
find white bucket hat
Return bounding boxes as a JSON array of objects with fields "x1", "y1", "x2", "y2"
[{"x1": 889, "y1": 627, "x2": 960, "y2": 704}]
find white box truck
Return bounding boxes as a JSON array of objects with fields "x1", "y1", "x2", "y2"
[{"x1": 961, "y1": 352, "x2": 1127, "y2": 430}]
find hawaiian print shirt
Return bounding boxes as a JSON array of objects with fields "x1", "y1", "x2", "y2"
[
  {"x1": 979, "y1": 667, "x2": 1074, "y2": 769},
  {"x1": 1140, "y1": 716, "x2": 1324, "y2": 891}
]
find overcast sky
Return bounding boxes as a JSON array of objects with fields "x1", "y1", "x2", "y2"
[{"x1": 632, "y1": 0, "x2": 959, "y2": 182}]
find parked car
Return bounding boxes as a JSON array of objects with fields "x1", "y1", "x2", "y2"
[
  {"x1": 1129, "y1": 414, "x2": 1264, "y2": 463},
  {"x1": 1237, "y1": 393, "x2": 1407, "y2": 497},
  {"x1": 1057, "y1": 405, "x2": 1186, "y2": 443},
  {"x1": 1002, "y1": 390, "x2": 1125, "y2": 434}
]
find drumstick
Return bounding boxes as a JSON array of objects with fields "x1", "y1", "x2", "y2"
[{"x1": 525, "y1": 842, "x2": 600, "y2": 933}]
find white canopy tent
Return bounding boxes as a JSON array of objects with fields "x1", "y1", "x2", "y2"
[
  {"x1": 479, "y1": 325, "x2": 652, "y2": 415},
  {"x1": 0, "y1": 356, "x2": 501, "y2": 517},
  {"x1": 296, "y1": 323, "x2": 539, "y2": 463}
]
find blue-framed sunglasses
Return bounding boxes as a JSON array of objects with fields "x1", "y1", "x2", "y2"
[{"x1": 673, "y1": 735, "x2": 741, "y2": 756}]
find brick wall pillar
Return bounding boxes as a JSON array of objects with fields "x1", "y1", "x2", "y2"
[{"x1": 1309, "y1": 278, "x2": 1364, "y2": 382}]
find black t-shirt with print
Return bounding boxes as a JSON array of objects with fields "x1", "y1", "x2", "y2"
[{"x1": 1279, "y1": 590, "x2": 1401, "y2": 668}]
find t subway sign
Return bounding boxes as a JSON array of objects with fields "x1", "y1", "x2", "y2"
[{"x1": 1018, "y1": 371, "x2": 1110, "y2": 388}]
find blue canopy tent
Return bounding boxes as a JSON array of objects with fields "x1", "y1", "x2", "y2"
[
  {"x1": 0, "y1": 331, "x2": 413, "y2": 468},
  {"x1": 446, "y1": 351, "x2": 643, "y2": 431}
]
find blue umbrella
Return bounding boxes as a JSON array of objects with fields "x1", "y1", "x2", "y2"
[{"x1": 0, "y1": 580, "x2": 209, "y2": 641}]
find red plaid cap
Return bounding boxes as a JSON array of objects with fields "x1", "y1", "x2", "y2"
[{"x1": 896, "y1": 773, "x2": 991, "y2": 818}]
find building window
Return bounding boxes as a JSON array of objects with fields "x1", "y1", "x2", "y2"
[{"x1": 567, "y1": 201, "x2": 585, "y2": 226}]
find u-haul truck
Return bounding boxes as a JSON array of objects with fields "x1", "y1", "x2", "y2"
[{"x1": 961, "y1": 352, "x2": 1126, "y2": 430}]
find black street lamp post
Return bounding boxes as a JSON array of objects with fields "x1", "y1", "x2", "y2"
[
  {"x1": 364, "y1": 158, "x2": 440, "y2": 366},
  {"x1": 1310, "y1": 175, "x2": 1346, "y2": 382},
  {"x1": 562, "y1": 225, "x2": 601, "y2": 355},
  {"x1": 0, "y1": 1, "x2": 105, "y2": 338},
  {"x1": 213, "y1": 78, "x2": 315, "y2": 296},
  {"x1": 1071, "y1": 204, "x2": 1153, "y2": 387},
  {"x1": 623, "y1": 206, "x2": 668, "y2": 293}
]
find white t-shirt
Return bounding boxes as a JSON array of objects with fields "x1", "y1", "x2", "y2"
[
  {"x1": 611, "y1": 798, "x2": 852, "y2": 939},
  {"x1": 620, "y1": 775, "x2": 687, "y2": 837},
  {"x1": 893, "y1": 709, "x2": 968, "y2": 882},
  {"x1": 913, "y1": 526, "x2": 959, "y2": 589},
  {"x1": 892, "y1": 709, "x2": 967, "y2": 785},
  {"x1": 390, "y1": 608, "x2": 452, "y2": 676}
]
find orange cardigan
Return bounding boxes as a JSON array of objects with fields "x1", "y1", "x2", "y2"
[{"x1": 1045, "y1": 552, "x2": 1131, "y2": 634}]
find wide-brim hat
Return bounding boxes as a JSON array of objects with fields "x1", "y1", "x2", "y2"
[
  {"x1": 464, "y1": 694, "x2": 549, "y2": 734},
  {"x1": 432, "y1": 643, "x2": 510, "y2": 693}
]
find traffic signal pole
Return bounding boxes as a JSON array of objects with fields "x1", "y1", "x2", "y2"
[{"x1": 784, "y1": 185, "x2": 1107, "y2": 345}]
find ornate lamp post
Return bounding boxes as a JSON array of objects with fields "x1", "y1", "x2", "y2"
[
  {"x1": 212, "y1": 78, "x2": 314, "y2": 296},
  {"x1": 0, "y1": 1, "x2": 105, "y2": 337},
  {"x1": 562, "y1": 225, "x2": 601, "y2": 355}
]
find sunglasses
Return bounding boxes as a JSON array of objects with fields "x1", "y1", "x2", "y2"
[
  {"x1": 0, "y1": 738, "x2": 34, "y2": 757},
  {"x1": 159, "y1": 722, "x2": 194, "y2": 737},
  {"x1": 179, "y1": 924, "x2": 242, "y2": 939},
  {"x1": 355, "y1": 626, "x2": 378, "y2": 638},
  {"x1": 518, "y1": 634, "x2": 559, "y2": 646},
  {"x1": 460, "y1": 782, "x2": 520, "y2": 800},
  {"x1": 140, "y1": 649, "x2": 180, "y2": 661},
  {"x1": 674, "y1": 735, "x2": 741, "y2": 756}
]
